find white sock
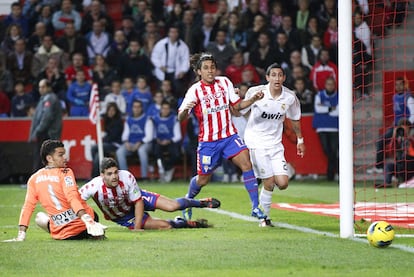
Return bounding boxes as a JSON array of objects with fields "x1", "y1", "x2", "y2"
[{"x1": 259, "y1": 187, "x2": 273, "y2": 217}]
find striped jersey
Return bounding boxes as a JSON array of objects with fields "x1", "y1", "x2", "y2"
[
  {"x1": 79, "y1": 170, "x2": 141, "y2": 220},
  {"x1": 179, "y1": 76, "x2": 241, "y2": 142},
  {"x1": 242, "y1": 84, "x2": 301, "y2": 149}
]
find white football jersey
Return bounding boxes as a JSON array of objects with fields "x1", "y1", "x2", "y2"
[
  {"x1": 79, "y1": 170, "x2": 141, "y2": 220},
  {"x1": 242, "y1": 84, "x2": 301, "y2": 149}
]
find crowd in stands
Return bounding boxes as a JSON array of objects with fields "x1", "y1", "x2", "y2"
[{"x1": 0, "y1": 0, "x2": 410, "y2": 178}]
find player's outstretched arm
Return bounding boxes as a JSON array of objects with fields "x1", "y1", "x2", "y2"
[{"x1": 3, "y1": 226, "x2": 27, "y2": 242}]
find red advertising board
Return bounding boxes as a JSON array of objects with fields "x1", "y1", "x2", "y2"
[{"x1": 0, "y1": 116, "x2": 327, "y2": 179}]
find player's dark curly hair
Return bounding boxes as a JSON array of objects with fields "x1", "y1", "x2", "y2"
[
  {"x1": 100, "y1": 157, "x2": 119, "y2": 173},
  {"x1": 190, "y1": 53, "x2": 217, "y2": 73},
  {"x1": 265, "y1": 63, "x2": 285, "y2": 76},
  {"x1": 40, "y1": 139, "x2": 64, "y2": 166}
]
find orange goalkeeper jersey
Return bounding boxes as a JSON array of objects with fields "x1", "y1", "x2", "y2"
[{"x1": 19, "y1": 167, "x2": 95, "y2": 240}]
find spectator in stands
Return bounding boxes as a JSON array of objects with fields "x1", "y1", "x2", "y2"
[
  {"x1": 296, "y1": 0, "x2": 311, "y2": 32},
  {"x1": 0, "y1": 91, "x2": 11, "y2": 117},
  {"x1": 224, "y1": 11, "x2": 247, "y2": 52},
  {"x1": 353, "y1": 9, "x2": 372, "y2": 57},
  {"x1": 294, "y1": 77, "x2": 314, "y2": 113},
  {"x1": 106, "y1": 30, "x2": 128, "y2": 69},
  {"x1": 133, "y1": 3, "x2": 157, "y2": 36},
  {"x1": 1, "y1": 23, "x2": 24, "y2": 55},
  {"x1": 299, "y1": 16, "x2": 323, "y2": 48},
  {"x1": 152, "y1": 101, "x2": 182, "y2": 183},
  {"x1": 3, "y1": 2, "x2": 29, "y2": 37},
  {"x1": 32, "y1": 35, "x2": 68, "y2": 78},
  {"x1": 28, "y1": 4, "x2": 55, "y2": 36},
  {"x1": 141, "y1": 20, "x2": 161, "y2": 57},
  {"x1": 101, "y1": 79, "x2": 126, "y2": 115},
  {"x1": 301, "y1": 34, "x2": 323, "y2": 71},
  {"x1": 178, "y1": 9, "x2": 197, "y2": 53},
  {"x1": 52, "y1": 0, "x2": 82, "y2": 37},
  {"x1": 310, "y1": 48, "x2": 338, "y2": 91},
  {"x1": 269, "y1": 1, "x2": 284, "y2": 32},
  {"x1": 367, "y1": 77, "x2": 414, "y2": 174},
  {"x1": 285, "y1": 50, "x2": 311, "y2": 89},
  {"x1": 26, "y1": 22, "x2": 47, "y2": 54},
  {"x1": 205, "y1": 29, "x2": 236, "y2": 75},
  {"x1": 119, "y1": 16, "x2": 140, "y2": 42},
  {"x1": 165, "y1": 1, "x2": 184, "y2": 30},
  {"x1": 317, "y1": 0, "x2": 338, "y2": 30},
  {"x1": 66, "y1": 70, "x2": 91, "y2": 116},
  {"x1": 147, "y1": 90, "x2": 164, "y2": 118},
  {"x1": 249, "y1": 31, "x2": 277, "y2": 81},
  {"x1": 158, "y1": 79, "x2": 178, "y2": 109},
  {"x1": 225, "y1": 50, "x2": 260, "y2": 86},
  {"x1": 213, "y1": 0, "x2": 231, "y2": 29},
  {"x1": 6, "y1": 38, "x2": 34, "y2": 85},
  {"x1": 274, "y1": 32, "x2": 292, "y2": 70},
  {"x1": 190, "y1": 13, "x2": 218, "y2": 54},
  {"x1": 85, "y1": 20, "x2": 112, "y2": 66},
  {"x1": 120, "y1": 77, "x2": 136, "y2": 106},
  {"x1": 90, "y1": 102, "x2": 123, "y2": 178},
  {"x1": 313, "y1": 76, "x2": 339, "y2": 181},
  {"x1": 118, "y1": 38, "x2": 154, "y2": 82},
  {"x1": 64, "y1": 52, "x2": 92, "y2": 85},
  {"x1": 240, "y1": 0, "x2": 264, "y2": 30},
  {"x1": 185, "y1": 0, "x2": 204, "y2": 28},
  {"x1": 55, "y1": 22, "x2": 88, "y2": 64},
  {"x1": 353, "y1": 32, "x2": 372, "y2": 99},
  {"x1": 287, "y1": 64, "x2": 313, "y2": 92},
  {"x1": 378, "y1": 119, "x2": 413, "y2": 188},
  {"x1": 81, "y1": 0, "x2": 114, "y2": 35},
  {"x1": 276, "y1": 15, "x2": 302, "y2": 51},
  {"x1": 11, "y1": 81, "x2": 34, "y2": 117},
  {"x1": 91, "y1": 54, "x2": 117, "y2": 97},
  {"x1": 33, "y1": 56, "x2": 67, "y2": 102},
  {"x1": 0, "y1": 58, "x2": 14, "y2": 98},
  {"x1": 127, "y1": 75, "x2": 153, "y2": 114},
  {"x1": 29, "y1": 79, "x2": 62, "y2": 172},
  {"x1": 246, "y1": 14, "x2": 269, "y2": 52},
  {"x1": 323, "y1": 17, "x2": 338, "y2": 65},
  {"x1": 151, "y1": 24, "x2": 190, "y2": 98},
  {"x1": 116, "y1": 100, "x2": 153, "y2": 180}
]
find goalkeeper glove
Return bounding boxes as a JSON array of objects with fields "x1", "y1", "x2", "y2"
[
  {"x1": 3, "y1": 230, "x2": 26, "y2": 242},
  {"x1": 81, "y1": 214, "x2": 107, "y2": 237}
]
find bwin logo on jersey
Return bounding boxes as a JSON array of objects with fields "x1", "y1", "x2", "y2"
[{"x1": 261, "y1": 111, "x2": 283, "y2": 120}]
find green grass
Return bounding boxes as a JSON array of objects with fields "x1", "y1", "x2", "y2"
[{"x1": 1, "y1": 181, "x2": 414, "y2": 276}]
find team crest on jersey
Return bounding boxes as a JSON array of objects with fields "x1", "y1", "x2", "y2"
[
  {"x1": 202, "y1": 90, "x2": 225, "y2": 104},
  {"x1": 64, "y1": 176, "x2": 74, "y2": 187},
  {"x1": 281, "y1": 103, "x2": 286, "y2": 111},
  {"x1": 201, "y1": 155, "x2": 211, "y2": 165}
]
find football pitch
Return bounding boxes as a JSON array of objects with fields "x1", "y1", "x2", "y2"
[{"x1": 1, "y1": 181, "x2": 414, "y2": 276}]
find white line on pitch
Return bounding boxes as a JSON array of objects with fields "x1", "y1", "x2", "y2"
[{"x1": 206, "y1": 208, "x2": 414, "y2": 254}]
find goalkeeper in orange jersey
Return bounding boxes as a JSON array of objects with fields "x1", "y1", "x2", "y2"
[{"x1": 4, "y1": 140, "x2": 107, "y2": 242}]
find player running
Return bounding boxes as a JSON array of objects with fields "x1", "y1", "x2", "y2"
[
  {"x1": 241, "y1": 63, "x2": 305, "y2": 226},
  {"x1": 79, "y1": 157, "x2": 220, "y2": 230},
  {"x1": 177, "y1": 53, "x2": 267, "y2": 221},
  {"x1": 4, "y1": 140, "x2": 107, "y2": 242}
]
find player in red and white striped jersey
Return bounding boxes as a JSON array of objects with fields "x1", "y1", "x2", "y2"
[
  {"x1": 79, "y1": 157, "x2": 220, "y2": 230},
  {"x1": 178, "y1": 53, "x2": 267, "y2": 222}
]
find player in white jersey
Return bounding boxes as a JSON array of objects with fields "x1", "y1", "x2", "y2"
[
  {"x1": 79, "y1": 157, "x2": 220, "y2": 230},
  {"x1": 178, "y1": 53, "x2": 267, "y2": 221},
  {"x1": 241, "y1": 63, "x2": 306, "y2": 227}
]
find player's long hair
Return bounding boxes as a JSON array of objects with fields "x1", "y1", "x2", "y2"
[{"x1": 190, "y1": 53, "x2": 217, "y2": 82}]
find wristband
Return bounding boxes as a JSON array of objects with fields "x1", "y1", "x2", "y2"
[{"x1": 297, "y1": 137, "x2": 304, "y2": 144}]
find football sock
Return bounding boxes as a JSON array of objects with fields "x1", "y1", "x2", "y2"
[
  {"x1": 186, "y1": 176, "x2": 201, "y2": 199},
  {"x1": 260, "y1": 187, "x2": 273, "y2": 216},
  {"x1": 176, "y1": 197, "x2": 202, "y2": 209},
  {"x1": 242, "y1": 170, "x2": 259, "y2": 209}
]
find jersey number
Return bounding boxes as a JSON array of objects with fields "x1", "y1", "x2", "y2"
[{"x1": 48, "y1": 184, "x2": 63, "y2": 210}]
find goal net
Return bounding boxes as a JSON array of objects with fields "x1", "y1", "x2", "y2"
[{"x1": 353, "y1": 1, "x2": 414, "y2": 236}]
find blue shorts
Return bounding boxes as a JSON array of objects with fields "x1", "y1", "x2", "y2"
[
  {"x1": 112, "y1": 190, "x2": 160, "y2": 229},
  {"x1": 197, "y1": 134, "x2": 247, "y2": 175}
]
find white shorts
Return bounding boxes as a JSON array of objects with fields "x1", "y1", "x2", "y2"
[{"x1": 249, "y1": 147, "x2": 288, "y2": 179}]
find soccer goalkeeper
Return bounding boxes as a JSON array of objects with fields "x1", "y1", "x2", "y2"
[{"x1": 4, "y1": 140, "x2": 107, "y2": 242}]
